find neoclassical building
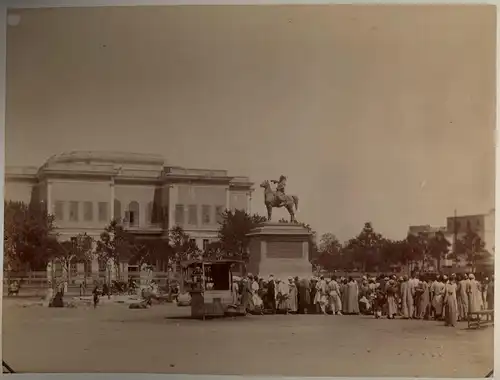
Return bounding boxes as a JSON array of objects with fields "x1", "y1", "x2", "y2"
[{"x1": 5, "y1": 151, "x2": 254, "y2": 278}]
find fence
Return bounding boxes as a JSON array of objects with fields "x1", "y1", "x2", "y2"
[{"x1": 3, "y1": 270, "x2": 181, "y2": 294}]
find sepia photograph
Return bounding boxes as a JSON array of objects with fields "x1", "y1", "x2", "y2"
[{"x1": 2, "y1": 4, "x2": 495, "y2": 377}]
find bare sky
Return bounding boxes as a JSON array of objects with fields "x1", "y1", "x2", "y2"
[{"x1": 5, "y1": 5, "x2": 496, "y2": 241}]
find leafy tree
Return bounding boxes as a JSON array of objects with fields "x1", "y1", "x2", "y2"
[
  {"x1": 95, "y1": 219, "x2": 137, "y2": 280},
  {"x1": 427, "y1": 231, "x2": 451, "y2": 273},
  {"x1": 217, "y1": 210, "x2": 267, "y2": 261},
  {"x1": 204, "y1": 241, "x2": 224, "y2": 261},
  {"x1": 314, "y1": 233, "x2": 343, "y2": 272},
  {"x1": 51, "y1": 233, "x2": 94, "y2": 284},
  {"x1": 129, "y1": 238, "x2": 172, "y2": 270},
  {"x1": 318, "y1": 233, "x2": 342, "y2": 254},
  {"x1": 344, "y1": 222, "x2": 384, "y2": 272},
  {"x1": 401, "y1": 234, "x2": 426, "y2": 273},
  {"x1": 167, "y1": 225, "x2": 200, "y2": 263},
  {"x1": 456, "y1": 228, "x2": 486, "y2": 272},
  {"x1": 4, "y1": 201, "x2": 58, "y2": 271}
]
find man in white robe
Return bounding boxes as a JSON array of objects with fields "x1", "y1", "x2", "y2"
[
  {"x1": 316, "y1": 276, "x2": 328, "y2": 314},
  {"x1": 328, "y1": 276, "x2": 343, "y2": 315}
]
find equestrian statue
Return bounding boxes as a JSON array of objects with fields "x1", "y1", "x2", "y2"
[{"x1": 260, "y1": 175, "x2": 299, "y2": 223}]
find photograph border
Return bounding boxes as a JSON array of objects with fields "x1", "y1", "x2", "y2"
[{"x1": 0, "y1": 1, "x2": 497, "y2": 380}]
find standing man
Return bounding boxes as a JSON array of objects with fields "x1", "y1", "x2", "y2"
[
  {"x1": 486, "y1": 275, "x2": 494, "y2": 310},
  {"x1": 328, "y1": 276, "x2": 343, "y2": 315}
]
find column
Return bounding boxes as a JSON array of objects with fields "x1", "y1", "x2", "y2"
[
  {"x1": 91, "y1": 241, "x2": 99, "y2": 279},
  {"x1": 168, "y1": 185, "x2": 176, "y2": 230},
  {"x1": 46, "y1": 180, "x2": 53, "y2": 214},
  {"x1": 110, "y1": 179, "x2": 115, "y2": 220},
  {"x1": 225, "y1": 187, "x2": 231, "y2": 211}
]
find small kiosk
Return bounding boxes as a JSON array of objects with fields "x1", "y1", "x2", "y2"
[{"x1": 180, "y1": 259, "x2": 244, "y2": 319}]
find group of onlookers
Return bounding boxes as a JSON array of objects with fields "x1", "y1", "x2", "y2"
[{"x1": 232, "y1": 272, "x2": 494, "y2": 327}]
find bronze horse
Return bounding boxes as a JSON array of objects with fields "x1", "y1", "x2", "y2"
[{"x1": 260, "y1": 180, "x2": 299, "y2": 223}]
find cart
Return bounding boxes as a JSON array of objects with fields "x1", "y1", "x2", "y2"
[{"x1": 180, "y1": 259, "x2": 246, "y2": 319}]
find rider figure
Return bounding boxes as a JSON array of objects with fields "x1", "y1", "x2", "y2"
[{"x1": 271, "y1": 175, "x2": 287, "y2": 206}]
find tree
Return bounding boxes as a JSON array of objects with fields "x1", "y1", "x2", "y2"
[
  {"x1": 402, "y1": 233, "x2": 427, "y2": 273},
  {"x1": 95, "y1": 220, "x2": 137, "y2": 280},
  {"x1": 204, "y1": 241, "x2": 225, "y2": 260},
  {"x1": 127, "y1": 238, "x2": 172, "y2": 271},
  {"x1": 217, "y1": 210, "x2": 267, "y2": 261},
  {"x1": 426, "y1": 231, "x2": 451, "y2": 273},
  {"x1": 456, "y1": 228, "x2": 486, "y2": 273},
  {"x1": 167, "y1": 225, "x2": 200, "y2": 263},
  {"x1": 314, "y1": 233, "x2": 343, "y2": 272},
  {"x1": 51, "y1": 233, "x2": 94, "y2": 285},
  {"x1": 344, "y1": 222, "x2": 384, "y2": 272},
  {"x1": 4, "y1": 200, "x2": 58, "y2": 271}
]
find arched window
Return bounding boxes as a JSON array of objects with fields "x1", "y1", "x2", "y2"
[
  {"x1": 114, "y1": 199, "x2": 122, "y2": 221},
  {"x1": 128, "y1": 201, "x2": 140, "y2": 226},
  {"x1": 146, "y1": 202, "x2": 154, "y2": 225}
]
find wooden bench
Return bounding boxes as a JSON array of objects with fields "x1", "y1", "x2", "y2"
[{"x1": 468, "y1": 310, "x2": 494, "y2": 329}]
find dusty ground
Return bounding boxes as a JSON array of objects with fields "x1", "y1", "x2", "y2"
[{"x1": 2, "y1": 298, "x2": 494, "y2": 377}]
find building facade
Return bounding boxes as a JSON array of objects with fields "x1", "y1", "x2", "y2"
[
  {"x1": 5, "y1": 151, "x2": 254, "y2": 282},
  {"x1": 445, "y1": 209, "x2": 495, "y2": 255}
]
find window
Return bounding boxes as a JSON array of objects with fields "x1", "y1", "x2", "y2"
[
  {"x1": 215, "y1": 205, "x2": 224, "y2": 224},
  {"x1": 175, "y1": 204, "x2": 184, "y2": 225},
  {"x1": 84, "y1": 261, "x2": 92, "y2": 277},
  {"x1": 83, "y1": 201, "x2": 93, "y2": 221},
  {"x1": 69, "y1": 201, "x2": 79, "y2": 221},
  {"x1": 189, "y1": 238, "x2": 196, "y2": 246},
  {"x1": 203, "y1": 239, "x2": 209, "y2": 251},
  {"x1": 128, "y1": 201, "x2": 140, "y2": 226},
  {"x1": 114, "y1": 199, "x2": 122, "y2": 221},
  {"x1": 188, "y1": 205, "x2": 197, "y2": 225},
  {"x1": 202, "y1": 205, "x2": 211, "y2": 225},
  {"x1": 98, "y1": 260, "x2": 107, "y2": 272},
  {"x1": 54, "y1": 201, "x2": 64, "y2": 221},
  {"x1": 70, "y1": 262, "x2": 78, "y2": 277},
  {"x1": 98, "y1": 202, "x2": 108, "y2": 222}
]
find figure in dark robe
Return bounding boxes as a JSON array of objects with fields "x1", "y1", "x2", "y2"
[{"x1": 266, "y1": 275, "x2": 276, "y2": 313}]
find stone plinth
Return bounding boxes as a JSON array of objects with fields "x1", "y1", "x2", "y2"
[{"x1": 246, "y1": 223, "x2": 313, "y2": 280}]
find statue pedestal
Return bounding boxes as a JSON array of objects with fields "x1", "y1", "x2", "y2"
[{"x1": 246, "y1": 223, "x2": 313, "y2": 280}]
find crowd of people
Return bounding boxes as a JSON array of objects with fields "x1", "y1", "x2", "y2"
[{"x1": 233, "y1": 272, "x2": 494, "y2": 327}]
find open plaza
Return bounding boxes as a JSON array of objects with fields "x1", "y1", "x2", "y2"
[{"x1": 2, "y1": 297, "x2": 493, "y2": 377}]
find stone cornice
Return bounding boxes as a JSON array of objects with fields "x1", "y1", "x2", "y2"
[
  {"x1": 44, "y1": 151, "x2": 165, "y2": 167},
  {"x1": 162, "y1": 174, "x2": 233, "y2": 185},
  {"x1": 247, "y1": 223, "x2": 312, "y2": 237}
]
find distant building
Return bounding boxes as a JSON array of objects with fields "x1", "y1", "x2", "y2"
[
  {"x1": 446, "y1": 209, "x2": 495, "y2": 255},
  {"x1": 5, "y1": 151, "x2": 254, "y2": 281},
  {"x1": 407, "y1": 209, "x2": 495, "y2": 272}
]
